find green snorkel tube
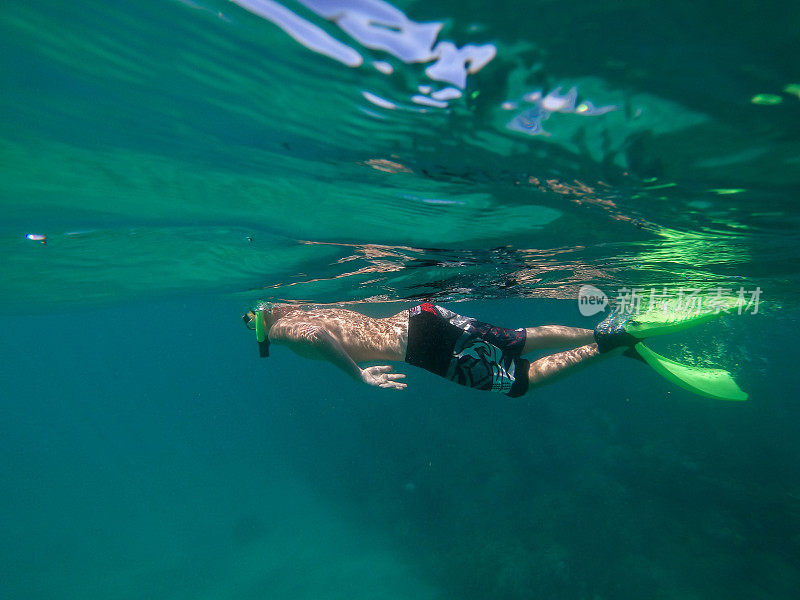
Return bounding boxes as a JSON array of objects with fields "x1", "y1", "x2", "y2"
[
  {"x1": 243, "y1": 307, "x2": 271, "y2": 358},
  {"x1": 255, "y1": 309, "x2": 270, "y2": 357}
]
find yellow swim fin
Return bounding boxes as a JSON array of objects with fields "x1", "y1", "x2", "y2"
[{"x1": 633, "y1": 342, "x2": 748, "y2": 401}]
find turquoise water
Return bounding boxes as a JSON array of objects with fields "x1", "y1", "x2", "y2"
[
  {"x1": 2, "y1": 1, "x2": 799, "y2": 598},
  {"x1": 3, "y1": 0, "x2": 799, "y2": 308}
]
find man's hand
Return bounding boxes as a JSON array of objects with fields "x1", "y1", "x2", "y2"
[{"x1": 361, "y1": 365, "x2": 407, "y2": 390}]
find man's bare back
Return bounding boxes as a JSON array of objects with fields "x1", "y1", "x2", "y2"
[{"x1": 269, "y1": 306, "x2": 408, "y2": 363}]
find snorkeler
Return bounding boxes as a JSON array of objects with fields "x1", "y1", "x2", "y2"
[{"x1": 243, "y1": 302, "x2": 747, "y2": 401}]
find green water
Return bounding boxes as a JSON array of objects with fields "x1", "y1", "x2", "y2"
[
  {"x1": 2, "y1": 1, "x2": 800, "y2": 598},
  {"x1": 3, "y1": 0, "x2": 799, "y2": 309}
]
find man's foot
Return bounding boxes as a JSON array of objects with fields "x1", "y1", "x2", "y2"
[{"x1": 593, "y1": 312, "x2": 639, "y2": 353}]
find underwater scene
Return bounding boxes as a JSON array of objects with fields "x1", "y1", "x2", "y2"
[{"x1": 2, "y1": 0, "x2": 799, "y2": 598}]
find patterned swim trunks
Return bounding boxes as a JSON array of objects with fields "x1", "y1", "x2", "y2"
[{"x1": 405, "y1": 303, "x2": 529, "y2": 397}]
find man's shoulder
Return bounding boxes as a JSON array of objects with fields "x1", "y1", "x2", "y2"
[
  {"x1": 274, "y1": 307, "x2": 340, "y2": 324},
  {"x1": 271, "y1": 308, "x2": 349, "y2": 332},
  {"x1": 270, "y1": 308, "x2": 366, "y2": 346},
  {"x1": 269, "y1": 310, "x2": 325, "y2": 344}
]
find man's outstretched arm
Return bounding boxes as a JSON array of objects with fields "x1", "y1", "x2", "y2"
[{"x1": 274, "y1": 324, "x2": 407, "y2": 390}]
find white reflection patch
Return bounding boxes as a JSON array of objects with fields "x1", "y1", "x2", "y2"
[
  {"x1": 506, "y1": 86, "x2": 617, "y2": 137},
  {"x1": 362, "y1": 90, "x2": 397, "y2": 109},
  {"x1": 411, "y1": 95, "x2": 448, "y2": 109},
  {"x1": 230, "y1": 0, "x2": 497, "y2": 108},
  {"x1": 231, "y1": 0, "x2": 363, "y2": 66}
]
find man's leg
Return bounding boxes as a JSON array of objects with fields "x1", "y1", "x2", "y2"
[
  {"x1": 523, "y1": 325, "x2": 595, "y2": 354},
  {"x1": 526, "y1": 343, "x2": 623, "y2": 390}
]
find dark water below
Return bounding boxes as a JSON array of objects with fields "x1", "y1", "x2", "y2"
[
  {"x1": 2, "y1": 0, "x2": 799, "y2": 308},
  {"x1": 2, "y1": 297, "x2": 799, "y2": 599},
  {"x1": 2, "y1": 0, "x2": 800, "y2": 598}
]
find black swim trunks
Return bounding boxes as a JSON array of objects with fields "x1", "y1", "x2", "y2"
[{"x1": 405, "y1": 303, "x2": 529, "y2": 397}]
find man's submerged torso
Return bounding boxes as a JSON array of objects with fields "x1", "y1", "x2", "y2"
[{"x1": 271, "y1": 306, "x2": 409, "y2": 362}]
